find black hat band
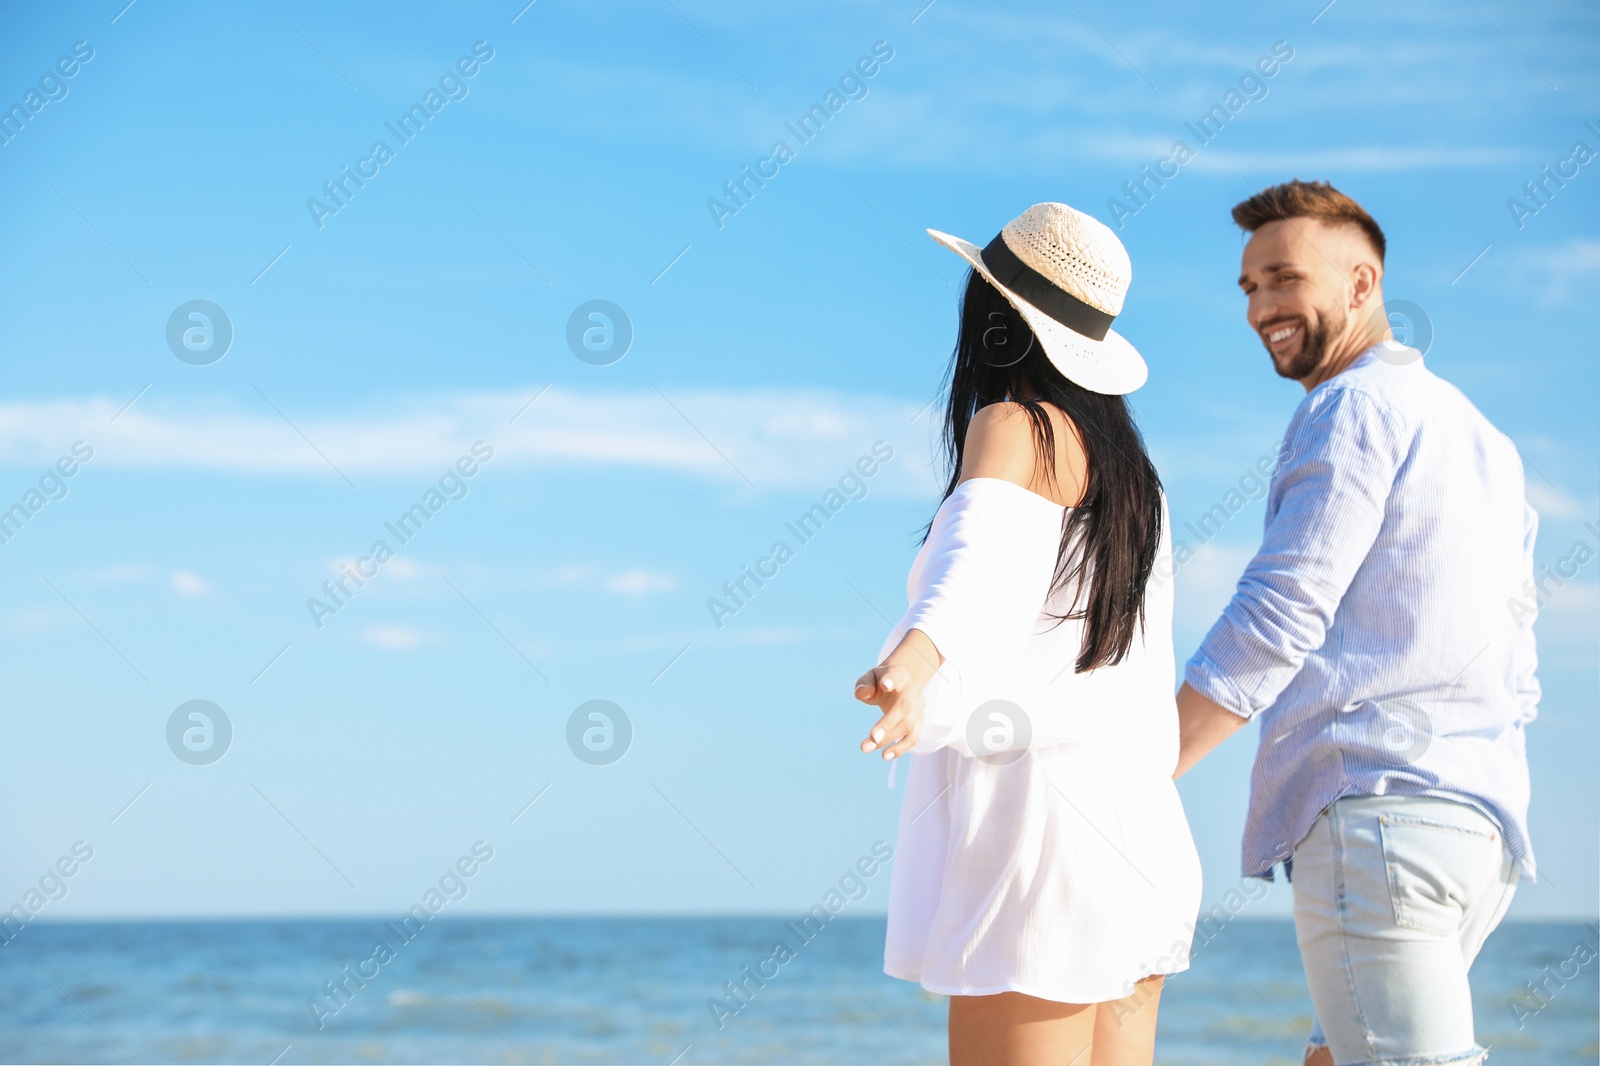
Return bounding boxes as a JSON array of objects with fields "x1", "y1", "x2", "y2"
[{"x1": 980, "y1": 232, "x2": 1116, "y2": 341}]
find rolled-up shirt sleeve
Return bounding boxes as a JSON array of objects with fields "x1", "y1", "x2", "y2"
[
  {"x1": 1184, "y1": 388, "x2": 1405, "y2": 720},
  {"x1": 878, "y1": 477, "x2": 1065, "y2": 754}
]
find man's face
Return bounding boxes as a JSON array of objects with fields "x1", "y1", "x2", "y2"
[{"x1": 1238, "y1": 219, "x2": 1350, "y2": 382}]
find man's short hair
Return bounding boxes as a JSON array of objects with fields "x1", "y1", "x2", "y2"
[{"x1": 1231, "y1": 180, "x2": 1386, "y2": 263}]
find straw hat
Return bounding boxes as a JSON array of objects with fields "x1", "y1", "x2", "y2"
[{"x1": 928, "y1": 202, "x2": 1147, "y2": 395}]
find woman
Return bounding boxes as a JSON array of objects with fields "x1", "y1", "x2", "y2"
[{"x1": 854, "y1": 203, "x2": 1201, "y2": 1065}]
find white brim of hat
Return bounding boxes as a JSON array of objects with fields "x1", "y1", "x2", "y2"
[{"x1": 927, "y1": 228, "x2": 1147, "y2": 396}]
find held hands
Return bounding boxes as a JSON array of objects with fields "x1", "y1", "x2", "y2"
[{"x1": 854, "y1": 629, "x2": 941, "y2": 761}]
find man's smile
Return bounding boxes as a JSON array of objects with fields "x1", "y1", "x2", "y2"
[{"x1": 1262, "y1": 319, "x2": 1303, "y2": 353}]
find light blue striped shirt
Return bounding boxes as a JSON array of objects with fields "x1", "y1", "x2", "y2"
[{"x1": 1185, "y1": 341, "x2": 1539, "y2": 881}]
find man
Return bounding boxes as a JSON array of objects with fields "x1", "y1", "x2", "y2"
[{"x1": 1174, "y1": 180, "x2": 1538, "y2": 1066}]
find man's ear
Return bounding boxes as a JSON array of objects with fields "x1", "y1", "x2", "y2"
[{"x1": 1348, "y1": 260, "x2": 1382, "y2": 311}]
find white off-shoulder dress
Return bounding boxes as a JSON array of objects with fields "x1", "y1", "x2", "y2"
[{"x1": 879, "y1": 477, "x2": 1202, "y2": 1005}]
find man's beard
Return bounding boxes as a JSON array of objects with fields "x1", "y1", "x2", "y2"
[{"x1": 1268, "y1": 304, "x2": 1344, "y2": 381}]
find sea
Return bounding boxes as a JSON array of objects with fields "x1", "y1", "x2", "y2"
[{"x1": 1, "y1": 918, "x2": 1594, "y2": 1064}]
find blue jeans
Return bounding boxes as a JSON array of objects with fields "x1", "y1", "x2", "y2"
[{"x1": 1290, "y1": 794, "x2": 1518, "y2": 1066}]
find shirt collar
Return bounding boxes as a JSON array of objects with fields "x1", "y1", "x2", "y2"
[
  {"x1": 1355, "y1": 338, "x2": 1421, "y2": 367},
  {"x1": 1317, "y1": 339, "x2": 1422, "y2": 388}
]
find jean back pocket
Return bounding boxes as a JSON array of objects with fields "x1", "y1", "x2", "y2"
[{"x1": 1378, "y1": 811, "x2": 1501, "y2": 937}]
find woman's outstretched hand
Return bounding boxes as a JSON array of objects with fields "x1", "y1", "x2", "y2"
[{"x1": 855, "y1": 628, "x2": 942, "y2": 761}]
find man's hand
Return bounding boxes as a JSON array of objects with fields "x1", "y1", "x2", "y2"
[
  {"x1": 1174, "y1": 682, "x2": 1249, "y2": 778},
  {"x1": 855, "y1": 628, "x2": 942, "y2": 761}
]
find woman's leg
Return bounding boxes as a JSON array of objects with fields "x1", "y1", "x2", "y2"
[
  {"x1": 948, "y1": 991, "x2": 1096, "y2": 1066},
  {"x1": 1091, "y1": 975, "x2": 1165, "y2": 1064},
  {"x1": 946, "y1": 977, "x2": 1165, "y2": 1066}
]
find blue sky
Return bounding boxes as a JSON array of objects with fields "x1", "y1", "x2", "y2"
[{"x1": 0, "y1": 0, "x2": 1595, "y2": 924}]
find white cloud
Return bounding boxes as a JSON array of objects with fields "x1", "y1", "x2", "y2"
[
  {"x1": 1170, "y1": 540, "x2": 1256, "y2": 639},
  {"x1": 538, "y1": 563, "x2": 596, "y2": 586},
  {"x1": 525, "y1": 563, "x2": 678, "y2": 597},
  {"x1": 361, "y1": 625, "x2": 438, "y2": 651},
  {"x1": 1068, "y1": 134, "x2": 1516, "y2": 174},
  {"x1": 170, "y1": 570, "x2": 213, "y2": 598},
  {"x1": 603, "y1": 570, "x2": 678, "y2": 596},
  {"x1": 782, "y1": 13, "x2": 1538, "y2": 175},
  {"x1": 0, "y1": 604, "x2": 75, "y2": 636},
  {"x1": 463, "y1": 0, "x2": 1592, "y2": 186},
  {"x1": 1541, "y1": 580, "x2": 1599, "y2": 620},
  {"x1": 1526, "y1": 481, "x2": 1592, "y2": 520},
  {"x1": 378, "y1": 557, "x2": 434, "y2": 582},
  {"x1": 723, "y1": 625, "x2": 839, "y2": 647},
  {"x1": 605, "y1": 624, "x2": 856, "y2": 653},
  {"x1": 1502, "y1": 238, "x2": 1600, "y2": 310},
  {"x1": 0, "y1": 387, "x2": 941, "y2": 497},
  {"x1": 1534, "y1": 579, "x2": 1600, "y2": 668},
  {"x1": 1184, "y1": 145, "x2": 1517, "y2": 174},
  {"x1": 78, "y1": 563, "x2": 156, "y2": 586}
]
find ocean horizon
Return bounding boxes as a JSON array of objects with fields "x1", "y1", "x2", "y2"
[{"x1": 2, "y1": 916, "x2": 1594, "y2": 1064}]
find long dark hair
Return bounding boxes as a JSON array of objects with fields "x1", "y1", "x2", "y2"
[{"x1": 924, "y1": 268, "x2": 1163, "y2": 673}]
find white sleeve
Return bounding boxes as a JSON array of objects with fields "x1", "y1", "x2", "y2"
[{"x1": 876, "y1": 478, "x2": 1065, "y2": 756}]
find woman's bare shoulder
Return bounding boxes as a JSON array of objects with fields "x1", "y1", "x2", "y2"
[
  {"x1": 960, "y1": 402, "x2": 1037, "y2": 488},
  {"x1": 960, "y1": 401, "x2": 1086, "y2": 505}
]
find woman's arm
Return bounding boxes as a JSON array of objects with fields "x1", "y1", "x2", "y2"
[
  {"x1": 855, "y1": 403, "x2": 1077, "y2": 759},
  {"x1": 1173, "y1": 682, "x2": 1247, "y2": 778}
]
